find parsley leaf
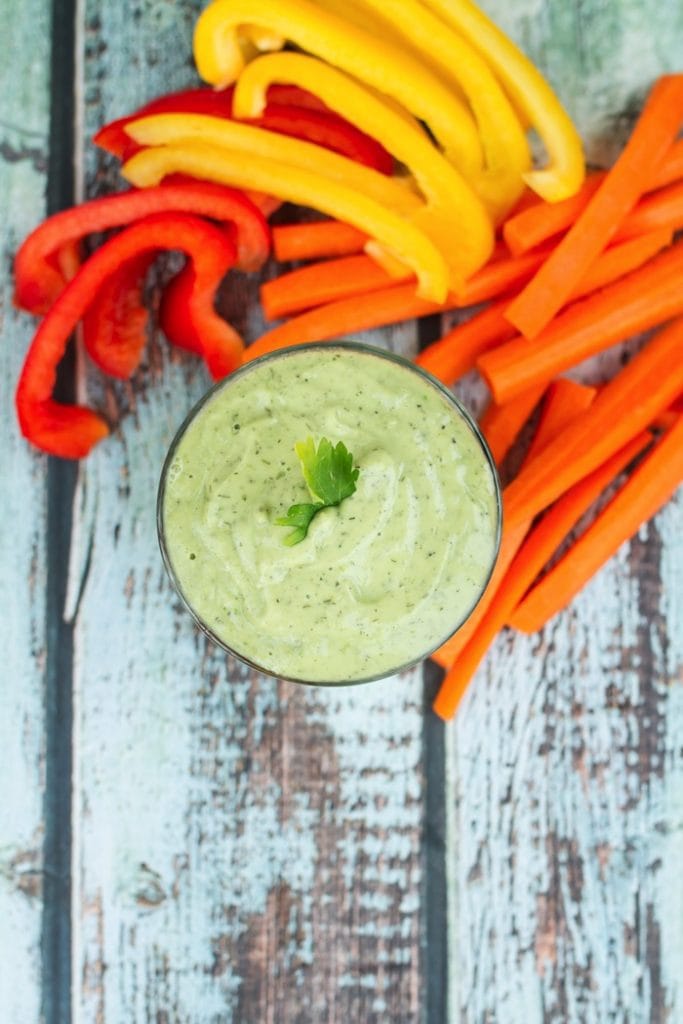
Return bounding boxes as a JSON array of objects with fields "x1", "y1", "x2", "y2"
[
  {"x1": 275, "y1": 502, "x2": 323, "y2": 547},
  {"x1": 277, "y1": 437, "x2": 360, "y2": 545}
]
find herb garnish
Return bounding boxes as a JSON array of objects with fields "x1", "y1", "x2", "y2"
[{"x1": 276, "y1": 437, "x2": 360, "y2": 545}]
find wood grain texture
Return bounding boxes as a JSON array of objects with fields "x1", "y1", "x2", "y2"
[
  {"x1": 447, "y1": 4, "x2": 683, "y2": 1022},
  {"x1": 70, "y1": 3, "x2": 426, "y2": 1021},
  {"x1": 0, "y1": 2, "x2": 51, "y2": 1020}
]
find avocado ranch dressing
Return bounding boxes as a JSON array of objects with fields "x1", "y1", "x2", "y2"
[{"x1": 160, "y1": 345, "x2": 500, "y2": 683}]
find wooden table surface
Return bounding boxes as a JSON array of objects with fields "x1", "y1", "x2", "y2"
[{"x1": 1, "y1": 1, "x2": 682, "y2": 1022}]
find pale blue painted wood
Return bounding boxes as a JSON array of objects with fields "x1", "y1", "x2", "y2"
[
  {"x1": 448, "y1": 4, "x2": 683, "y2": 1022},
  {"x1": 0, "y1": 2, "x2": 52, "y2": 1020}
]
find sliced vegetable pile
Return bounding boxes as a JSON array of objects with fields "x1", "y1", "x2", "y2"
[{"x1": 12, "y1": 0, "x2": 683, "y2": 716}]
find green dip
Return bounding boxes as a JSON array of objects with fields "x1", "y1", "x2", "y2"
[{"x1": 159, "y1": 344, "x2": 500, "y2": 683}]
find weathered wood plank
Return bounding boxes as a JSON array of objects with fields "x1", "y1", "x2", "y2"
[
  {"x1": 448, "y1": 3, "x2": 683, "y2": 1021},
  {"x1": 0, "y1": 1, "x2": 52, "y2": 1020},
  {"x1": 70, "y1": 4, "x2": 425, "y2": 1021}
]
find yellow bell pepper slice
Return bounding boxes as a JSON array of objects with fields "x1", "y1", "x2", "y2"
[
  {"x1": 421, "y1": 0, "x2": 585, "y2": 202},
  {"x1": 343, "y1": 0, "x2": 530, "y2": 222},
  {"x1": 121, "y1": 143, "x2": 450, "y2": 303},
  {"x1": 125, "y1": 113, "x2": 421, "y2": 216},
  {"x1": 233, "y1": 54, "x2": 494, "y2": 281},
  {"x1": 192, "y1": 0, "x2": 483, "y2": 175}
]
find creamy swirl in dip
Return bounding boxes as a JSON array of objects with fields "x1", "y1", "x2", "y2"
[{"x1": 160, "y1": 345, "x2": 500, "y2": 683}]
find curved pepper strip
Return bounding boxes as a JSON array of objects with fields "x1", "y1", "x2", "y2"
[
  {"x1": 122, "y1": 144, "x2": 450, "y2": 302},
  {"x1": 420, "y1": 0, "x2": 584, "y2": 202},
  {"x1": 95, "y1": 85, "x2": 393, "y2": 173},
  {"x1": 192, "y1": 0, "x2": 483, "y2": 174},
  {"x1": 233, "y1": 55, "x2": 494, "y2": 282},
  {"x1": 159, "y1": 264, "x2": 208, "y2": 357},
  {"x1": 16, "y1": 213, "x2": 241, "y2": 459},
  {"x1": 309, "y1": 0, "x2": 411, "y2": 48},
  {"x1": 343, "y1": 0, "x2": 530, "y2": 221},
  {"x1": 14, "y1": 181, "x2": 269, "y2": 315},
  {"x1": 82, "y1": 253, "x2": 156, "y2": 378},
  {"x1": 124, "y1": 114, "x2": 420, "y2": 216}
]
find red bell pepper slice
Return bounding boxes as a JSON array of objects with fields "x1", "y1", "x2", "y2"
[
  {"x1": 159, "y1": 264, "x2": 207, "y2": 357},
  {"x1": 16, "y1": 212, "x2": 240, "y2": 459},
  {"x1": 250, "y1": 103, "x2": 394, "y2": 174},
  {"x1": 14, "y1": 180, "x2": 269, "y2": 314},
  {"x1": 94, "y1": 85, "x2": 393, "y2": 173},
  {"x1": 81, "y1": 253, "x2": 155, "y2": 378}
]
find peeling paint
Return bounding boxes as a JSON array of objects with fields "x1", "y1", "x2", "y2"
[{"x1": 0, "y1": 1, "x2": 51, "y2": 1021}]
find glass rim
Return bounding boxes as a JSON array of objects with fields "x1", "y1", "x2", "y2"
[{"x1": 157, "y1": 341, "x2": 503, "y2": 686}]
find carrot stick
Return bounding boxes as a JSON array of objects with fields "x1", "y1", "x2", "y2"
[
  {"x1": 500, "y1": 315, "x2": 683, "y2": 530},
  {"x1": 272, "y1": 220, "x2": 368, "y2": 262},
  {"x1": 502, "y1": 138, "x2": 683, "y2": 256},
  {"x1": 470, "y1": 227, "x2": 669, "y2": 308},
  {"x1": 431, "y1": 379, "x2": 596, "y2": 670},
  {"x1": 430, "y1": 523, "x2": 529, "y2": 672},
  {"x1": 653, "y1": 396, "x2": 683, "y2": 431},
  {"x1": 259, "y1": 253, "x2": 402, "y2": 320},
  {"x1": 479, "y1": 241, "x2": 683, "y2": 404},
  {"x1": 262, "y1": 244, "x2": 544, "y2": 323},
  {"x1": 509, "y1": 418, "x2": 683, "y2": 633},
  {"x1": 252, "y1": 230, "x2": 676, "y2": 368},
  {"x1": 245, "y1": 283, "x2": 446, "y2": 361},
  {"x1": 503, "y1": 186, "x2": 541, "y2": 219},
  {"x1": 432, "y1": 429, "x2": 653, "y2": 719},
  {"x1": 415, "y1": 301, "x2": 517, "y2": 386},
  {"x1": 614, "y1": 180, "x2": 683, "y2": 241},
  {"x1": 503, "y1": 174, "x2": 603, "y2": 256},
  {"x1": 505, "y1": 429, "x2": 653, "y2": 626},
  {"x1": 479, "y1": 383, "x2": 546, "y2": 465},
  {"x1": 455, "y1": 248, "x2": 548, "y2": 305},
  {"x1": 263, "y1": 223, "x2": 668, "y2": 333},
  {"x1": 657, "y1": 137, "x2": 683, "y2": 185},
  {"x1": 504, "y1": 75, "x2": 683, "y2": 337},
  {"x1": 425, "y1": 231, "x2": 670, "y2": 393},
  {"x1": 524, "y1": 379, "x2": 597, "y2": 463},
  {"x1": 571, "y1": 227, "x2": 672, "y2": 295}
]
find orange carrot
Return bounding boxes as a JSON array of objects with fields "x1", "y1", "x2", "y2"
[
  {"x1": 431, "y1": 379, "x2": 596, "y2": 670},
  {"x1": 272, "y1": 220, "x2": 368, "y2": 262},
  {"x1": 524, "y1": 379, "x2": 597, "y2": 464},
  {"x1": 614, "y1": 180, "x2": 683, "y2": 240},
  {"x1": 424, "y1": 231, "x2": 670, "y2": 394},
  {"x1": 261, "y1": 223, "x2": 669, "y2": 338},
  {"x1": 252, "y1": 229, "x2": 675, "y2": 369},
  {"x1": 653, "y1": 408, "x2": 682, "y2": 432},
  {"x1": 432, "y1": 430, "x2": 653, "y2": 719},
  {"x1": 510, "y1": 418, "x2": 683, "y2": 633},
  {"x1": 570, "y1": 227, "x2": 672, "y2": 295},
  {"x1": 658, "y1": 137, "x2": 683, "y2": 185},
  {"x1": 479, "y1": 383, "x2": 546, "y2": 465},
  {"x1": 504, "y1": 75, "x2": 683, "y2": 338},
  {"x1": 430, "y1": 523, "x2": 529, "y2": 672},
  {"x1": 503, "y1": 186, "x2": 541, "y2": 220},
  {"x1": 455, "y1": 248, "x2": 548, "y2": 305},
  {"x1": 504, "y1": 429, "x2": 653, "y2": 630},
  {"x1": 500, "y1": 315, "x2": 683, "y2": 530},
  {"x1": 502, "y1": 137, "x2": 683, "y2": 257},
  {"x1": 245, "y1": 284, "x2": 446, "y2": 361},
  {"x1": 653, "y1": 396, "x2": 683, "y2": 431},
  {"x1": 503, "y1": 174, "x2": 603, "y2": 256},
  {"x1": 415, "y1": 301, "x2": 517, "y2": 386},
  {"x1": 479, "y1": 241, "x2": 683, "y2": 404},
  {"x1": 262, "y1": 244, "x2": 545, "y2": 323},
  {"x1": 260, "y1": 254, "x2": 401, "y2": 320}
]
